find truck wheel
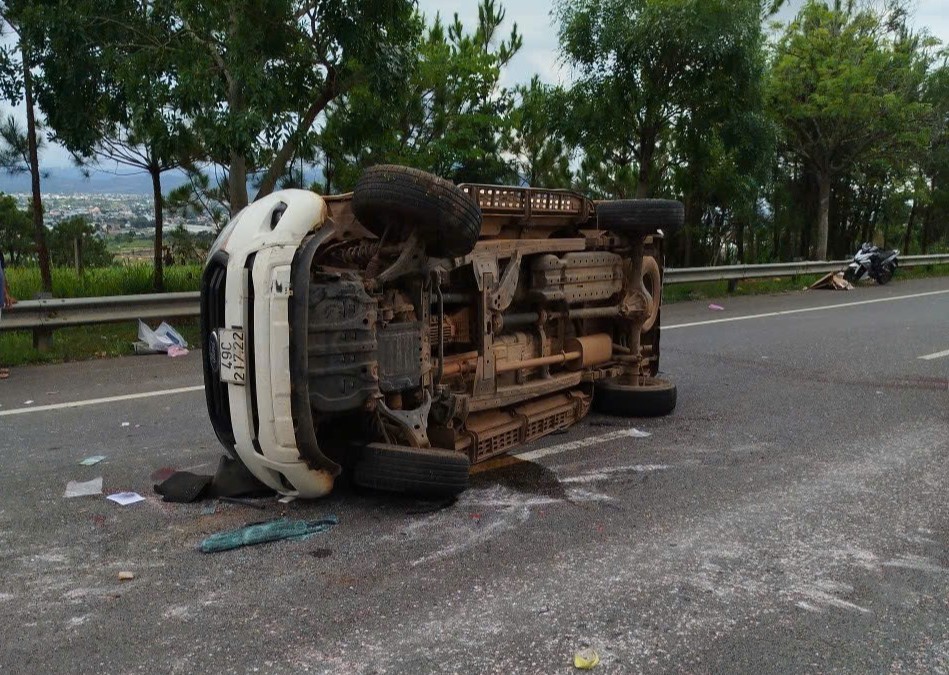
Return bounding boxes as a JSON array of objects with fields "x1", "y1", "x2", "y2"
[
  {"x1": 593, "y1": 377, "x2": 677, "y2": 417},
  {"x1": 641, "y1": 255, "x2": 662, "y2": 333},
  {"x1": 353, "y1": 165, "x2": 482, "y2": 258},
  {"x1": 597, "y1": 199, "x2": 684, "y2": 237},
  {"x1": 353, "y1": 443, "x2": 470, "y2": 498}
]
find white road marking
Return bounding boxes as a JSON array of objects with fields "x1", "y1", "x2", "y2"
[
  {"x1": 514, "y1": 427, "x2": 651, "y2": 462},
  {"x1": 918, "y1": 348, "x2": 949, "y2": 361},
  {"x1": 0, "y1": 385, "x2": 204, "y2": 417},
  {"x1": 663, "y1": 288, "x2": 949, "y2": 331}
]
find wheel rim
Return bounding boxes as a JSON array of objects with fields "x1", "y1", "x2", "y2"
[{"x1": 640, "y1": 256, "x2": 662, "y2": 333}]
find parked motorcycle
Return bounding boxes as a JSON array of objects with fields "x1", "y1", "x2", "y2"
[{"x1": 844, "y1": 243, "x2": 899, "y2": 285}]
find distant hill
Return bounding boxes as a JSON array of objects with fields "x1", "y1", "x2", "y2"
[
  {"x1": 0, "y1": 166, "x2": 328, "y2": 196},
  {"x1": 0, "y1": 167, "x2": 192, "y2": 195}
]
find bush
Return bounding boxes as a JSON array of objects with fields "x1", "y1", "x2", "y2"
[{"x1": 48, "y1": 215, "x2": 114, "y2": 267}]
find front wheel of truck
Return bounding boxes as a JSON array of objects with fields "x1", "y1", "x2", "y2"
[
  {"x1": 593, "y1": 377, "x2": 677, "y2": 417},
  {"x1": 353, "y1": 443, "x2": 471, "y2": 499},
  {"x1": 352, "y1": 164, "x2": 482, "y2": 259}
]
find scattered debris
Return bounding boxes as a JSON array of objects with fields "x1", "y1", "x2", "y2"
[
  {"x1": 574, "y1": 648, "x2": 600, "y2": 669},
  {"x1": 708, "y1": 303, "x2": 725, "y2": 311},
  {"x1": 106, "y1": 492, "x2": 145, "y2": 506},
  {"x1": 132, "y1": 341, "x2": 162, "y2": 356},
  {"x1": 199, "y1": 516, "x2": 339, "y2": 553},
  {"x1": 150, "y1": 466, "x2": 177, "y2": 482},
  {"x1": 309, "y1": 548, "x2": 332, "y2": 559},
  {"x1": 136, "y1": 320, "x2": 188, "y2": 354},
  {"x1": 79, "y1": 455, "x2": 106, "y2": 466},
  {"x1": 121, "y1": 422, "x2": 130, "y2": 427},
  {"x1": 277, "y1": 495, "x2": 296, "y2": 504},
  {"x1": 23, "y1": 400, "x2": 33, "y2": 405},
  {"x1": 211, "y1": 455, "x2": 274, "y2": 499},
  {"x1": 219, "y1": 496, "x2": 267, "y2": 510},
  {"x1": 64, "y1": 477, "x2": 103, "y2": 498},
  {"x1": 118, "y1": 571, "x2": 135, "y2": 581},
  {"x1": 808, "y1": 271, "x2": 853, "y2": 291},
  {"x1": 201, "y1": 504, "x2": 217, "y2": 516},
  {"x1": 167, "y1": 346, "x2": 189, "y2": 358},
  {"x1": 152, "y1": 456, "x2": 275, "y2": 504},
  {"x1": 154, "y1": 471, "x2": 213, "y2": 503}
]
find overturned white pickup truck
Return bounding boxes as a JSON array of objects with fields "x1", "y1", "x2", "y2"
[{"x1": 200, "y1": 165, "x2": 682, "y2": 499}]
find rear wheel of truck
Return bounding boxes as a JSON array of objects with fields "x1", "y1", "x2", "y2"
[
  {"x1": 593, "y1": 377, "x2": 677, "y2": 417},
  {"x1": 597, "y1": 199, "x2": 684, "y2": 237},
  {"x1": 353, "y1": 443, "x2": 471, "y2": 498},
  {"x1": 352, "y1": 164, "x2": 482, "y2": 259},
  {"x1": 641, "y1": 255, "x2": 662, "y2": 333}
]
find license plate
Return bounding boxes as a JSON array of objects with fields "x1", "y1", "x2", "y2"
[{"x1": 217, "y1": 328, "x2": 246, "y2": 386}]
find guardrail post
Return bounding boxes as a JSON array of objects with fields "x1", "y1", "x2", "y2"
[
  {"x1": 32, "y1": 327, "x2": 53, "y2": 352},
  {"x1": 31, "y1": 291, "x2": 53, "y2": 352}
]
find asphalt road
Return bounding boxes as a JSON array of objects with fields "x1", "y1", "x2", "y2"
[{"x1": 1, "y1": 277, "x2": 947, "y2": 674}]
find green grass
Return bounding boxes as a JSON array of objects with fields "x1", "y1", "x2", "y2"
[
  {"x1": 6, "y1": 263, "x2": 203, "y2": 300},
  {"x1": 0, "y1": 319, "x2": 202, "y2": 368}
]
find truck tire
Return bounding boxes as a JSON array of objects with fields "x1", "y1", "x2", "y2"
[
  {"x1": 353, "y1": 443, "x2": 470, "y2": 498},
  {"x1": 597, "y1": 199, "x2": 684, "y2": 237},
  {"x1": 353, "y1": 164, "x2": 482, "y2": 258},
  {"x1": 593, "y1": 377, "x2": 677, "y2": 417}
]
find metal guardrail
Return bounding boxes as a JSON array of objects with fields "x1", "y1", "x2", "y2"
[
  {"x1": 2, "y1": 254, "x2": 947, "y2": 334},
  {"x1": 1, "y1": 292, "x2": 200, "y2": 332},
  {"x1": 664, "y1": 254, "x2": 949, "y2": 284}
]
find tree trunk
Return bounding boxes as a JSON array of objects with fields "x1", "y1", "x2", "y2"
[
  {"x1": 902, "y1": 198, "x2": 916, "y2": 255},
  {"x1": 255, "y1": 72, "x2": 339, "y2": 201},
  {"x1": 635, "y1": 130, "x2": 657, "y2": 199},
  {"x1": 815, "y1": 169, "x2": 831, "y2": 260},
  {"x1": 682, "y1": 193, "x2": 701, "y2": 266},
  {"x1": 229, "y1": 153, "x2": 248, "y2": 215},
  {"x1": 150, "y1": 165, "x2": 165, "y2": 292},
  {"x1": 22, "y1": 47, "x2": 52, "y2": 294},
  {"x1": 920, "y1": 205, "x2": 932, "y2": 254},
  {"x1": 735, "y1": 217, "x2": 745, "y2": 264}
]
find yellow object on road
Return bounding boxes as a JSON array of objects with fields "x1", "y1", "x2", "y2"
[{"x1": 574, "y1": 648, "x2": 600, "y2": 669}]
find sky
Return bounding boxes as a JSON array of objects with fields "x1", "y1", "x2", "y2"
[
  {"x1": 415, "y1": 0, "x2": 949, "y2": 87},
  {"x1": 12, "y1": 0, "x2": 949, "y2": 169}
]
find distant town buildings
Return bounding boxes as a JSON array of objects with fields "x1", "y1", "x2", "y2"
[{"x1": 8, "y1": 192, "x2": 217, "y2": 234}]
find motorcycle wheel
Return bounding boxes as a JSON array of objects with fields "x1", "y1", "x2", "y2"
[{"x1": 877, "y1": 266, "x2": 894, "y2": 285}]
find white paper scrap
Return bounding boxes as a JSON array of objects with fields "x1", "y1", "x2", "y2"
[
  {"x1": 64, "y1": 477, "x2": 103, "y2": 498},
  {"x1": 79, "y1": 455, "x2": 106, "y2": 466},
  {"x1": 107, "y1": 492, "x2": 146, "y2": 506}
]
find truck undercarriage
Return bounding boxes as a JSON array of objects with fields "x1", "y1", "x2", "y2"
[{"x1": 202, "y1": 165, "x2": 682, "y2": 498}]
